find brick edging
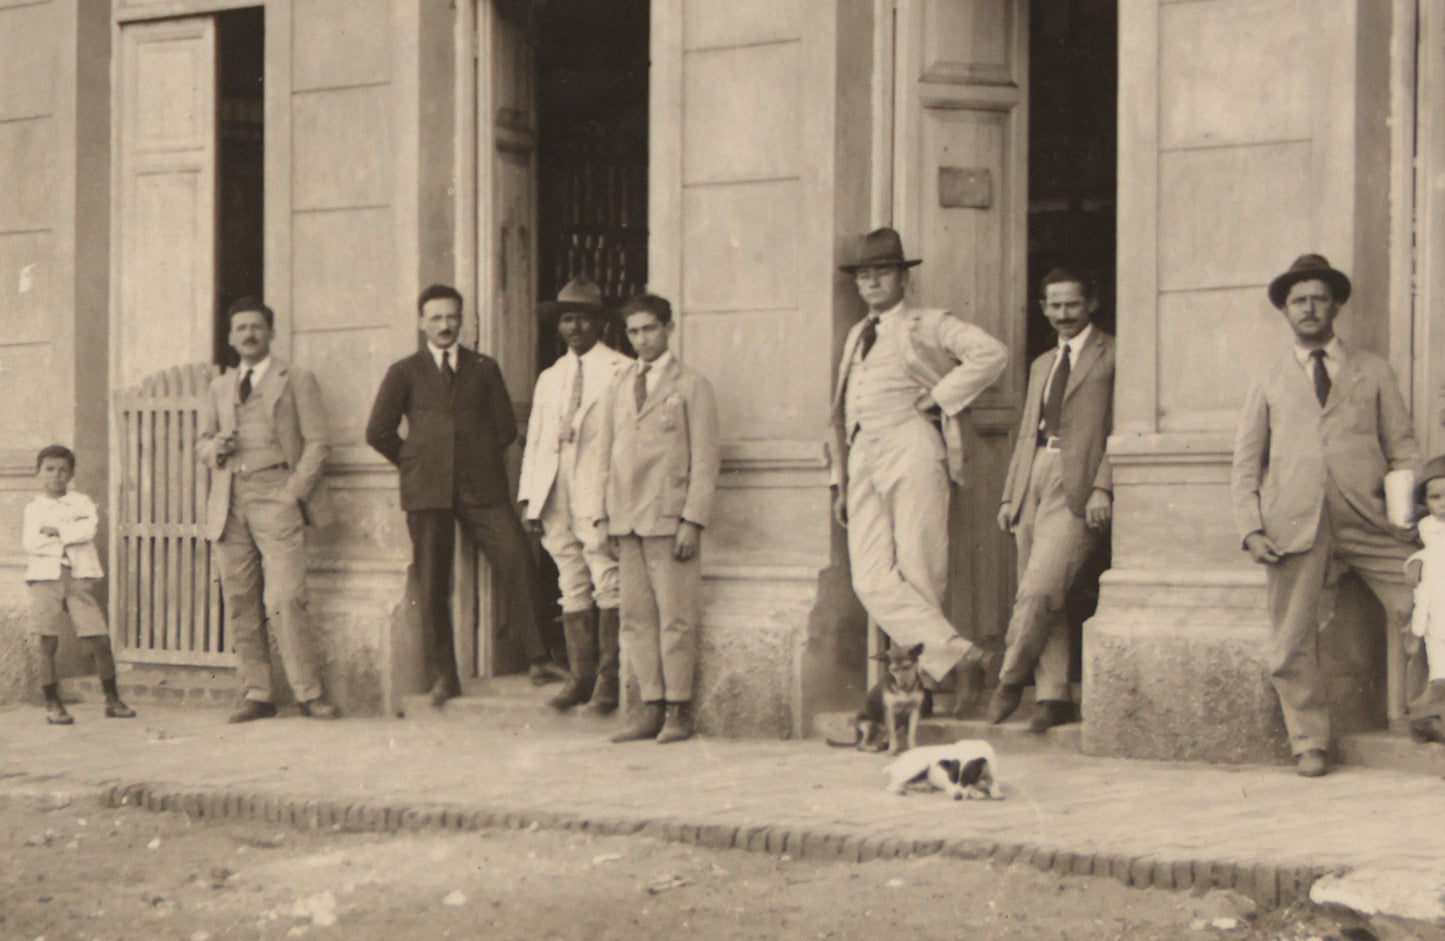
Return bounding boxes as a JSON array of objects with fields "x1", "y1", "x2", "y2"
[{"x1": 99, "y1": 781, "x2": 1337, "y2": 909}]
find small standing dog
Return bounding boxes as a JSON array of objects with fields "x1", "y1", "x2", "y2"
[
  {"x1": 827, "y1": 642, "x2": 930, "y2": 755},
  {"x1": 883, "y1": 740, "x2": 1002, "y2": 800}
]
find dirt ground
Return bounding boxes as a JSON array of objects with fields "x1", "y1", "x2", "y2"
[{"x1": 0, "y1": 787, "x2": 1404, "y2": 941}]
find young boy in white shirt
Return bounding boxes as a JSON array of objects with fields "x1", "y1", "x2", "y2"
[{"x1": 24, "y1": 445, "x2": 135, "y2": 724}]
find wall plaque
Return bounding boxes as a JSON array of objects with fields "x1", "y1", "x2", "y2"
[{"x1": 939, "y1": 166, "x2": 992, "y2": 209}]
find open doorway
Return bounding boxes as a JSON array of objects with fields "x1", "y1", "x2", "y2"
[
  {"x1": 214, "y1": 7, "x2": 264, "y2": 368},
  {"x1": 1026, "y1": 0, "x2": 1117, "y2": 692},
  {"x1": 534, "y1": 0, "x2": 649, "y2": 369}
]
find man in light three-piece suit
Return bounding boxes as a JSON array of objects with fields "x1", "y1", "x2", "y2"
[
  {"x1": 198, "y1": 297, "x2": 339, "y2": 723},
  {"x1": 828, "y1": 228, "x2": 1008, "y2": 689},
  {"x1": 990, "y1": 268, "x2": 1114, "y2": 732},
  {"x1": 1231, "y1": 254, "x2": 1445, "y2": 777}
]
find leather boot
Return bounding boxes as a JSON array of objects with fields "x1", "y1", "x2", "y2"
[
  {"x1": 584, "y1": 607, "x2": 621, "y2": 715},
  {"x1": 610, "y1": 700, "x2": 665, "y2": 743},
  {"x1": 656, "y1": 701, "x2": 694, "y2": 744},
  {"x1": 548, "y1": 609, "x2": 598, "y2": 711}
]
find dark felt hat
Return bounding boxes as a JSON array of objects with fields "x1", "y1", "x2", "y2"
[
  {"x1": 538, "y1": 275, "x2": 609, "y2": 318},
  {"x1": 1417, "y1": 455, "x2": 1445, "y2": 505},
  {"x1": 1267, "y1": 254, "x2": 1352, "y2": 309},
  {"x1": 838, "y1": 227, "x2": 923, "y2": 273}
]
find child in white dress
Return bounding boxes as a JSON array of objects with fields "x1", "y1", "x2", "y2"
[{"x1": 1408, "y1": 455, "x2": 1445, "y2": 684}]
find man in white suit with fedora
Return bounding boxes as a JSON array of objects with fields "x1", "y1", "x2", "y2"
[
  {"x1": 198, "y1": 296, "x2": 338, "y2": 723},
  {"x1": 519, "y1": 276, "x2": 633, "y2": 713},
  {"x1": 1232, "y1": 253, "x2": 1445, "y2": 776},
  {"x1": 828, "y1": 227, "x2": 1008, "y2": 689}
]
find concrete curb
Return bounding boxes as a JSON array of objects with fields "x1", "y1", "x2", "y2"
[{"x1": 96, "y1": 779, "x2": 1340, "y2": 910}]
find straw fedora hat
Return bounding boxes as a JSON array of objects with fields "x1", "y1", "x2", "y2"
[
  {"x1": 838, "y1": 227, "x2": 922, "y2": 274},
  {"x1": 539, "y1": 275, "x2": 609, "y2": 318}
]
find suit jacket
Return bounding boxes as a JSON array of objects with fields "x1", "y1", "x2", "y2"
[
  {"x1": 197, "y1": 357, "x2": 334, "y2": 542},
  {"x1": 827, "y1": 307, "x2": 1008, "y2": 489},
  {"x1": 1231, "y1": 343, "x2": 1420, "y2": 554},
  {"x1": 517, "y1": 342, "x2": 633, "y2": 520},
  {"x1": 1000, "y1": 329, "x2": 1115, "y2": 522},
  {"x1": 595, "y1": 356, "x2": 720, "y2": 538},
  {"x1": 366, "y1": 346, "x2": 518, "y2": 511}
]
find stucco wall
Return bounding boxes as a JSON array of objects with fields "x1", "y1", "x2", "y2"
[{"x1": 1089, "y1": 0, "x2": 1401, "y2": 762}]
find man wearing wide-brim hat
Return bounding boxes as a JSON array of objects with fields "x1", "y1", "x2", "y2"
[
  {"x1": 519, "y1": 276, "x2": 634, "y2": 713},
  {"x1": 827, "y1": 227, "x2": 1008, "y2": 687},
  {"x1": 1231, "y1": 253, "x2": 1445, "y2": 777}
]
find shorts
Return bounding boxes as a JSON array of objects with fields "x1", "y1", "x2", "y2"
[{"x1": 27, "y1": 569, "x2": 108, "y2": 638}]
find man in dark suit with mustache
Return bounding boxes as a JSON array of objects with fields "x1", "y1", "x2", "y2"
[{"x1": 367, "y1": 284, "x2": 563, "y2": 706}]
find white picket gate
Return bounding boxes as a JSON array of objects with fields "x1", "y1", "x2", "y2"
[{"x1": 111, "y1": 363, "x2": 233, "y2": 665}]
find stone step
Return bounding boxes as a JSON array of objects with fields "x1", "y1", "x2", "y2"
[
  {"x1": 1337, "y1": 729, "x2": 1445, "y2": 777},
  {"x1": 69, "y1": 665, "x2": 234, "y2": 709},
  {"x1": 810, "y1": 709, "x2": 1083, "y2": 754}
]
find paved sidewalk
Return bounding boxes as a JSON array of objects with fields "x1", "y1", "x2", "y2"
[{"x1": 1, "y1": 697, "x2": 1442, "y2": 916}]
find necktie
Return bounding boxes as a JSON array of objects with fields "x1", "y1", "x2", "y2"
[
  {"x1": 1310, "y1": 349, "x2": 1330, "y2": 407},
  {"x1": 634, "y1": 362, "x2": 650, "y2": 413},
  {"x1": 1041, "y1": 345, "x2": 1071, "y2": 439},
  {"x1": 441, "y1": 349, "x2": 454, "y2": 385},
  {"x1": 857, "y1": 314, "x2": 880, "y2": 361},
  {"x1": 561, "y1": 359, "x2": 583, "y2": 441},
  {"x1": 238, "y1": 368, "x2": 254, "y2": 404}
]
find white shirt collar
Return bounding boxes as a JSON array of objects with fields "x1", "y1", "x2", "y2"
[
  {"x1": 238, "y1": 356, "x2": 272, "y2": 387},
  {"x1": 428, "y1": 342, "x2": 459, "y2": 371},
  {"x1": 1292, "y1": 336, "x2": 1343, "y2": 368},
  {"x1": 1057, "y1": 324, "x2": 1093, "y2": 359},
  {"x1": 873, "y1": 301, "x2": 905, "y2": 324},
  {"x1": 639, "y1": 349, "x2": 672, "y2": 374}
]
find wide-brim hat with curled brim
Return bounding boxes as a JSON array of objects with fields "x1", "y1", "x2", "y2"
[
  {"x1": 1267, "y1": 253, "x2": 1352, "y2": 309},
  {"x1": 538, "y1": 275, "x2": 610, "y2": 318},
  {"x1": 838, "y1": 227, "x2": 923, "y2": 274}
]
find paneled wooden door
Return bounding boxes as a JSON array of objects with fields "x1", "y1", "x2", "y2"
[
  {"x1": 457, "y1": 0, "x2": 540, "y2": 679},
  {"x1": 890, "y1": 0, "x2": 1029, "y2": 654}
]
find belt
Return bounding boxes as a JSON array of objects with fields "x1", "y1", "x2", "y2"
[
  {"x1": 1036, "y1": 435, "x2": 1061, "y2": 451},
  {"x1": 235, "y1": 460, "x2": 289, "y2": 476}
]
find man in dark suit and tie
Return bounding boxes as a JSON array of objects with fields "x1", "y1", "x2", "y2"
[
  {"x1": 989, "y1": 268, "x2": 1114, "y2": 732},
  {"x1": 366, "y1": 284, "x2": 563, "y2": 706},
  {"x1": 1232, "y1": 254, "x2": 1445, "y2": 776}
]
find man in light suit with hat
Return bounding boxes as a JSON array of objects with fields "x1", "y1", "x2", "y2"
[
  {"x1": 519, "y1": 276, "x2": 633, "y2": 713},
  {"x1": 198, "y1": 296, "x2": 339, "y2": 723},
  {"x1": 828, "y1": 228, "x2": 1008, "y2": 689},
  {"x1": 1231, "y1": 253, "x2": 1445, "y2": 776}
]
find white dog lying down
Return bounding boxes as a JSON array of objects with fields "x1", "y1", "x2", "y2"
[{"x1": 882, "y1": 739, "x2": 1002, "y2": 799}]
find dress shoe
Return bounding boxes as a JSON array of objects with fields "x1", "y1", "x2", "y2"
[
  {"x1": 1296, "y1": 749, "x2": 1329, "y2": 778},
  {"x1": 1028, "y1": 700, "x2": 1075, "y2": 734},
  {"x1": 45, "y1": 701, "x2": 74, "y2": 725},
  {"x1": 428, "y1": 680, "x2": 460, "y2": 709},
  {"x1": 298, "y1": 697, "x2": 340, "y2": 720},
  {"x1": 528, "y1": 661, "x2": 565, "y2": 687},
  {"x1": 104, "y1": 699, "x2": 137, "y2": 719},
  {"x1": 610, "y1": 701, "x2": 666, "y2": 743},
  {"x1": 228, "y1": 699, "x2": 278, "y2": 724},
  {"x1": 656, "y1": 702, "x2": 694, "y2": 744},
  {"x1": 987, "y1": 683, "x2": 1024, "y2": 724},
  {"x1": 1410, "y1": 716, "x2": 1445, "y2": 744}
]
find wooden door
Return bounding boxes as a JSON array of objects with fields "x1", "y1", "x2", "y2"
[
  {"x1": 460, "y1": 0, "x2": 540, "y2": 679},
  {"x1": 891, "y1": 0, "x2": 1029, "y2": 651},
  {"x1": 113, "y1": 17, "x2": 217, "y2": 389}
]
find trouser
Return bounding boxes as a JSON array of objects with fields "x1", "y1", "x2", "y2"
[
  {"x1": 216, "y1": 470, "x2": 322, "y2": 704},
  {"x1": 539, "y1": 447, "x2": 619, "y2": 613},
  {"x1": 999, "y1": 447, "x2": 1097, "y2": 702},
  {"x1": 846, "y1": 419, "x2": 976, "y2": 682},
  {"x1": 1266, "y1": 485, "x2": 1445, "y2": 755},
  {"x1": 618, "y1": 534, "x2": 700, "y2": 703},
  {"x1": 408, "y1": 500, "x2": 546, "y2": 693},
  {"x1": 28, "y1": 570, "x2": 109, "y2": 637}
]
